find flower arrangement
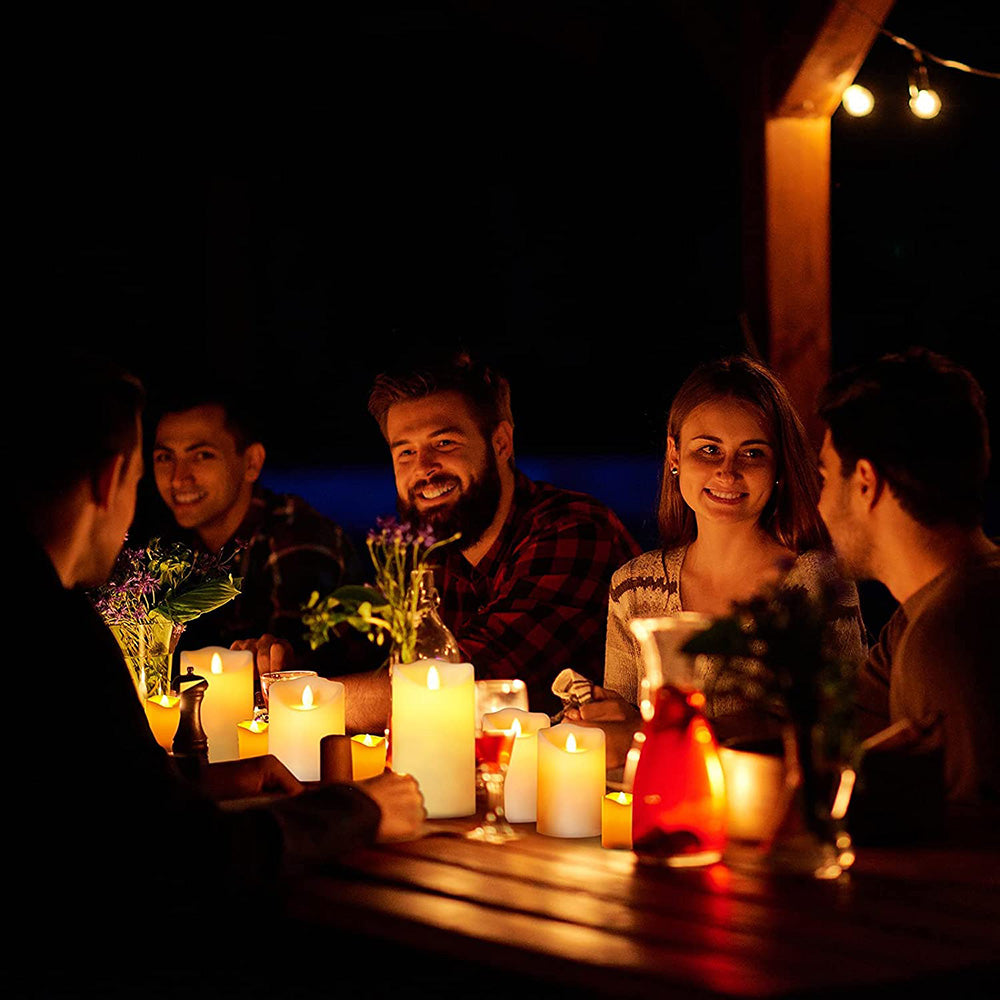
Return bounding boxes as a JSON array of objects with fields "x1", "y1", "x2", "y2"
[
  {"x1": 90, "y1": 537, "x2": 243, "y2": 696},
  {"x1": 303, "y1": 516, "x2": 460, "y2": 663}
]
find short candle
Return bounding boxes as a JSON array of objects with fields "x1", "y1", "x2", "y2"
[
  {"x1": 144, "y1": 694, "x2": 180, "y2": 752},
  {"x1": 602, "y1": 792, "x2": 633, "y2": 849},
  {"x1": 481, "y1": 707, "x2": 550, "y2": 823},
  {"x1": 536, "y1": 723, "x2": 606, "y2": 838},
  {"x1": 237, "y1": 719, "x2": 269, "y2": 759},
  {"x1": 351, "y1": 734, "x2": 388, "y2": 781}
]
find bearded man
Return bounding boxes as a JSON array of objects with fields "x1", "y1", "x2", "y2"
[{"x1": 334, "y1": 352, "x2": 641, "y2": 730}]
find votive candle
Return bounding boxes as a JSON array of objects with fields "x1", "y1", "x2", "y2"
[
  {"x1": 144, "y1": 694, "x2": 180, "y2": 752},
  {"x1": 602, "y1": 792, "x2": 633, "y2": 849},
  {"x1": 351, "y1": 734, "x2": 388, "y2": 781},
  {"x1": 237, "y1": 719, "x2": 269, "y2": 759}
]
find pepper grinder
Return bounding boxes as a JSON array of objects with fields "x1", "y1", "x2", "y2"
[{"x1": 172, "y1": 665, "x2": 210, "y2": 778}]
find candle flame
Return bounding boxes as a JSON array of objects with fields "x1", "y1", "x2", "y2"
[
  {"x1": 566, "y1": 732, "x2": 577, "y2": 752},
  {"x1": 612, "y1": 792, "x2": 631, "y2": 805},
  {"x1": 301, "y1": 684, "x2": 315, "y2": 708},
  {"x1": 154, "y1": 695, "x2": 172, "y2": 708},
  {"x1": 250, "y1": 720, "x2": 263, "y2": 733},
  {"x1": 511, "y1": 718, "x2": 522, "y2": 737},
  {"x1": 426, "y1": 665, "x2": 440, "y2": 690},
  {"x1": 363, "y1": 734, "x2": 376, "y2": 747},
  {"x1": 211, "y1": 652, "x2": 223, "y2": 674}
]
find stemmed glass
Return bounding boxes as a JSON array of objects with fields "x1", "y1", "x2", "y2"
[{"x1": 467, "y1": 727, "x2": 519, "y2": 843}]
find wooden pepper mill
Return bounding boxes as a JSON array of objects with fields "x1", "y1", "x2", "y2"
[{"x1": 172, "y1": 665, "x2": 209, "y2": 778}]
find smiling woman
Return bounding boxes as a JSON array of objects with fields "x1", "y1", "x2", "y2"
[{"x1": 565, "y1": 355, "x2": 868, "y2": 768}]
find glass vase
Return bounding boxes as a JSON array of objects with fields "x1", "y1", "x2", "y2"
[
  {"x1": 389, "y1": 568, "x2": 462, "y2": 667},
  {"x1": 110, "y1": 618, "x2": 186, "y2": 700}
]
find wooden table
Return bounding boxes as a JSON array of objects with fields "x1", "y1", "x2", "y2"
[{"x1": 279, "y1": 815, "x2": 1000, "y2": 998}]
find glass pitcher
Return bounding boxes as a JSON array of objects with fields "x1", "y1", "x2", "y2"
[{"x1": 627, "y1": 614, "x2": 727, "y2": 866}]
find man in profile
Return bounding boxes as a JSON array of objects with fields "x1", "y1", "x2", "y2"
[
  {"x1": 148, "y1": 384, "x2": 367, "y2": 670},
  {"x1": 12, "y1": 355, "x2": 424, "y2": 994},
  {"x1": 816, "y1": 348, "x2": 998, "y2": 807},
  {"x1": 333, "y1": 351, "x2": 641, "y2": 731}
]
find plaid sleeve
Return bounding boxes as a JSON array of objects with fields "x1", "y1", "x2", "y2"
[{"x1": 455, "y1": 504, "x2": 640, "y2": 714}]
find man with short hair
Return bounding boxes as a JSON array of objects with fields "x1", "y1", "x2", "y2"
[
  {"x1": 816, "y1": 348, "x2": 998, "y2": 805},
  {"x1": 149, "y1": 387, "x2": 363, "y2": 666},
  {"x1": 337, "y1": 352, "x2": 641, "y2": 731},
  {"x1": 12, "y1": 356, "x2": 424, "y2": 993}
]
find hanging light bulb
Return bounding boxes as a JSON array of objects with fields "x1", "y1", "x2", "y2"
[
  {"x1": 909, "y1": 87, "x2": 942, "y2": 118},
  {"x1": 842, "y1": 84, "x2": 875, "y2": 116},
  {"x1": 908, "y1": 50, "x2": 942, "y2": 119}
]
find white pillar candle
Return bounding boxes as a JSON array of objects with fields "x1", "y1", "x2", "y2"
[
  {"x1": 481, "y1": 707, "x2": 550, "y2": 823},
  {"x1": 536, "y1": 723, "x2": 606, "y2": 838},
  {"x1": 718, "y1": 746, "x2": 786, "y2": 842},
  {"x1": 391, "y1": 659, "x2": 475, "y2": 819},
  {"x1": 268, "y1": 676, "x2": 346, "y2": 781},
  {"x1": 179, "y1": 647, "x2": 254, "y2": 762}
]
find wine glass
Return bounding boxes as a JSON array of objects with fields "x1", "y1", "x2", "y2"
[{"x1": 467, "y1": 727, "x2": 519, "y2": 843}]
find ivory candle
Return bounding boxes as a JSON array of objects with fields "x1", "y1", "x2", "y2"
[
  {"x1": 237, "y1": 719, "x2": 269, "y2": 759},
  {"x1": 351, "y1": 734, "x2": 388, "y2": 780},
  {"x1": 268, "y1": 677, "x2": 346, "y2": 781},
  {"x1": 536, "y1": 723, "x2": 606, "y2": 838},
  {"x1": 481, "y1": 707, "x2": 550, "y2": 823},
  {"x1": 602, "y1": 792, "x2": 633, "y2": 849},
  {"x1": 144, "y1": 694, "x2": 180, "y2": 752},
  {"x1": 718, "y1": 746, "x2": 786, "y2": 842},
  {"x1": 391, "y1": 659, "x2": 475, "y2": 818},
  {"x1": 179, "y1": 647, "x2": 254, "y2": 762}
]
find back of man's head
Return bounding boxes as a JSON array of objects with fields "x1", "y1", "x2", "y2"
[
  {"x1": 16, "y1": 355, "x2": 145, "y2": 533},
  {"x1": 367, "y1": 349, "x2": 514, "y2": 441},
  {"x1": 818, "y1": 347, "x2": 990, "y2": 529}
]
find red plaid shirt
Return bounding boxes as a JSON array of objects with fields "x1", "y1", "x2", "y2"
[{"x1": 435, "y1": 471, "x2": 641, "y2": 714}]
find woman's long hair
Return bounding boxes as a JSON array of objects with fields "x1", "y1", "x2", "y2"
[{"x1": 657, "y1": 355, "x2": 830, "y2": 553}]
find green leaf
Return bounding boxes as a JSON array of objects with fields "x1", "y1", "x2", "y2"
[{"x1": 152, "y1": 578, "x2": 242, "y2": 624}]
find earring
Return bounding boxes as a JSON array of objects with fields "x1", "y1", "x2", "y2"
[{"x1": 670, "y1": 467, "x2": 679, "y2": 475}]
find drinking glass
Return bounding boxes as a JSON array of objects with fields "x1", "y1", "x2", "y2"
[
  {"x1": 474, "y1": 679, "x2": 528, "y2": 730},
  {"x1": 467, "y1": 728, "x2": 519, "y2": 843}
]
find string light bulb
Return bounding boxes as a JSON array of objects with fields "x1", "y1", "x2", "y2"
[
  {"x1": 841, "y1": 84, "x2": 875, "y2": 116},
  {"x1": 908, "y1": 50, "x2": 942, "y2": 119}
]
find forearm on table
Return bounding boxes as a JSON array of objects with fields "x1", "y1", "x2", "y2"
[{"x1": 337, "y1": 667, "x2": 392, "y2": 734}]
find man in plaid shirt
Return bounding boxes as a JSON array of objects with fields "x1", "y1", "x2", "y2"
[{"x1": 336, "y1": 352, "x2": 640, "y2": 730}]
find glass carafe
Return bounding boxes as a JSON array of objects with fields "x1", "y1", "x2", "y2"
[
  {"x1": 389, "y1": 568, "x2": 462, "y2": 667},
  {"x1": 627, "y1": 614, "x2": 727, "y2": 867}
]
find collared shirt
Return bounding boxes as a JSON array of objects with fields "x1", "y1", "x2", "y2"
[
  {"x1": 435, "y1": 470, "x2": 641, "y2": 714},
  {"x1": 177, "y1": 484, "x2": 361, "y2": 656}
]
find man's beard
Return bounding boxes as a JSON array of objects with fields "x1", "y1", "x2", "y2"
[{"x1": 398, "y1": 457, "x2": 503, "y2": 551}]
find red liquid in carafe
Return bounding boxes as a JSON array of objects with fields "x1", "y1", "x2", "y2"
[{"x1": 631, "y1": 685, "x2": 727, "y2": 865}]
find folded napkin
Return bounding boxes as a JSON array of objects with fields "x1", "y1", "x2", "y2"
[{"x1": 550, "y1": 668, "x2": 594, "y2": 722}]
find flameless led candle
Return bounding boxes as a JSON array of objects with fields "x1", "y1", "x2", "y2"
[
  {"x1": 602, "y1": 792, "x2": 633, "y2": 849},
  {"x1": 536, "y1": 723, "x2": 606, "y2": 838},
  {"x1": 718, "y1": 746, "x2": 786, "y2": 842},
  {"x1": 351, "y1": 734, "x2": 388, "y2": 780},
  {"x1": 179, "y1": 647, "x2": 254, "y2": 762},
  {"x1": 391, "y1": 659, "x2": 475, "y2": 818},
  {"x1": 237, "y1": 719, "x2": 269, "y2": 759},
  {"x1": 268, "y1": 677, "x2": 345, "y2": 781},
  {"x1": 144, "y1": 694, "x2": 180, "y2": 751},
  {"x1": 481, "y1": 707, "x2": 550, "y2": 823}
]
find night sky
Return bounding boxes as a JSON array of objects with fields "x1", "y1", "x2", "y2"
[{"x1": 33, "y1": 1, "x2": 999, "y2": 548}]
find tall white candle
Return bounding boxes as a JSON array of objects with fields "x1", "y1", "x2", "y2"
[
  {"x1": 536, "y1": 723, "x2": 606, "y2": 838},
  {"x1": 178, "y1": 646, "x2": 254, "y2": 762},
  {"x1": 481, "y1": 707, "x2": 550, "y2": 823},
  {"x1": 268, "y1": 676, "x2": 345, "y2": 781},
  {"x1": 391, "y1": 659, "x2": 475, "y2": 818}
]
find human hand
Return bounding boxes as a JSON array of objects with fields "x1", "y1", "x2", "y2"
[
  {"x1": 231, "y1": 634, "x2": 296, "y2": 674},
  {"x1": 563, "y1": 685, "x2": 635, "y2": 723},
  {"x1": 200, "y1": 755, "x2": 304, "y2": 801},
  {"x1": 356, "y1": 771, "x2": 426, "y2": 843}
]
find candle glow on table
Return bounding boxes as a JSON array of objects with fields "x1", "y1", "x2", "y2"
[
  {"x1": 178, "y1": 646, "x2": 254, "y2": 762},
  {"x1": 351, "y1": 734, "x2": 388, "y2": 780},
  {"x1": 536, "y1": 723, "x2": 606, "y2": 838},
  {"x1": 237, "y1": 719, "x2": 269, "y2": 759},
  {"x1": 602, "y1": 792, "x2": 633, "y2": 849},
  {"x1": 718, "y1": 746, "x2": 786, "y2": 842},
  {"x1": 391, "y1": 659, "x2": 475, "y2": 818},
  {"x1": 481, "y1": 707, "x2": 550, "y2": 823},
  {"x1": 268, "y1": 677, "x2": 346, "y2": 781},
  {"x1": 144, "y1": 694, "x2": 180, "y2": 751}
]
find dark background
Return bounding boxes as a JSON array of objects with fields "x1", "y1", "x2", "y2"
[{"x1": 35, "y1": 1, "x2": 999, "y2": 557}]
